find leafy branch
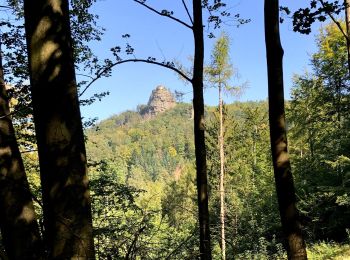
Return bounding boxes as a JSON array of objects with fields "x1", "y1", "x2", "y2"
[
  {"x1": 291, "y1": 0, "x2": 346, "y2": 35},
  {"x1": 319, "y1": 0, "x2": 349, "y2": 42}
]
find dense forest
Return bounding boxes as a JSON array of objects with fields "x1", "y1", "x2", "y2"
[{"x1": 0, "y1": 0, "x2": 349, "y2": 259}]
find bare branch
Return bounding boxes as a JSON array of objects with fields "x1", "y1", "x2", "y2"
[
  {"x1": 165, "y1": 231, "x2": 196, "y2": 259},
  {"x1": 76, "y1": 73, "x2": 94, "y2": 80},
  {"x1": 79, "y1": 59, "x2": 192, "y2": 97},
  {"x1": 0, "y1": 110, "x2": 13, "y2": 119},
  {"x1": 30, "y1": 192, "x2": 43, "y2": 208},
  {"x1": 0, "y1": 106, "x2": 30, "y2": 119},
  {"x1": 20, "y1": 149, "x2": 38, "y2": 154},
  {"x1": 319, "y1": 0, "x2": 350, "y2": 42},
  {"x1": 182, "y1": 0, "x2": 193, "y2": 25},
  {"x1": 133, "y1": 0, "x2": 192, "y2": 29}
]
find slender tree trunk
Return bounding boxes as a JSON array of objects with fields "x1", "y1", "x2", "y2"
[
  {"x1": 192, "y1": 0, "x2": 212, "y2": 259},
  {"x1": 23, "y1": 0, "x2": 95, "y2": 258},
  {"x1": 344, "y1": 0, "x2": 350, "y2": 75},
  {"x1": 264, "y1": 1, "x2": 308, "y2": 259},
  {"x1": 218, "y1": 83, "x2": 226, "y2": 260},
  {"x1": 0, "y1": 39, "x2": 42, "y2": 259},
  {"x1": 252, "y1": 124, "x2": 257, "y2": 187},
  {"x1": 253, "y1": 125, "x2": 257, "y2": 167}
]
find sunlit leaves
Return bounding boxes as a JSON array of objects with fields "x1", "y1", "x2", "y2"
[{"x1": 288, "y1": 22, "x2": 350, "y2": 242}]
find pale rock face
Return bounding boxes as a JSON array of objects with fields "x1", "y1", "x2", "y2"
[{"x1": 145, "y1": 85, "x2": 176, "y2": 116}]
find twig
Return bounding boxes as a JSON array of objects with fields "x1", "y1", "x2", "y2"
[
  {"x1": 30, "y1": 192, "x2": 43, "y2": 208},
  {"x1": 20, "y1": 148, "x2": 38, "y2": 154},
  {"x1": 125, "y1": 225, "x2": 146, "y2": 259},
  {"x1": 182, "y1": 0, "x2": 193, "y2": 25},
  {"x1": 79, "y1": 59, "x2": 192, "y2": 97},
  {"x1": 0, "y1": 106, "x2": 30, "y2": 119},
  {"x1": 0, "y1": 5, "x2": 12, "y2": 9},
  {"x1": 133, "y1": 0, "x2": 192, "y2": 29},
  {"x1": 319, "y1": 0, "x2": 350, "y2": 42},
  {"x1": 76, "y1": 73, "x2": 94, "y2": 80},
  {"x1": 165, "y1": 231, "x2": 196, "y2": 259}
]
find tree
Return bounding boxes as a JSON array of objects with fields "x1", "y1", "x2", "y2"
[
  {"x1": 23, "y1": 0, "x2": 95, "y2": 258},
  {"x1": 288, "y1": 22, "x2": 350, "y2": 243},
  {"x1": 291, "y1": 0, "x2": 350, "y2": 75},
  {"x1": 80, "y1": 1, "x2": 247, "y2": 258},
  {"x1": 205, "y1": 32, "x2": 234, "y2": 260},
  {"x1": 264, "y1": 0, "x2": 308, "y2": 259},
  {"x1": 0, "y1": 31, "x2": 42, "y2": 259},
  {"x1": 192, "y1": 1, "x2": 211, "y2": 258}
]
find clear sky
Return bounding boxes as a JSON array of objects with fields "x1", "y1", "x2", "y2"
[{"x1": 80, "y1": 0, "x2": 321, "y2": 121}]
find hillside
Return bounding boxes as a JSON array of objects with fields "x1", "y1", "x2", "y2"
[
  {"x1": 85, "y1": 88, "x2": 269, "y2": 184},
  {"x1": 84, "y1": 96, "x2": 279, "y2": 258},
  {"x1": 86, "y1": 102, "x2": 195, "y2": 182},
  {"x1": 84, "y1": 87, "x2": 350, "y2": 259}
]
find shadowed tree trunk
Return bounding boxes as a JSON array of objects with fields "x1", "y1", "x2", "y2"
[
  {"x1": 264, "y1": 0, "x2": 308, "y2": 259},
  {"x1": 192, "y1": 0, "x2": 212, "y2": 259},
  {"x1": 0, "y1": 38, "x2": 42, "y2": 260},
  {"x1": 345, "y1": 0, "x2": 350, "y2": 74},
  {"x1": 23, "y1": 0, "x2": 95, "y2": 258}
]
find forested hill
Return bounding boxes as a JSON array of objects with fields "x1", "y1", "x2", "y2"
[
  {"x1": 84, "y1": 24, "x2": 350, "y2": 256},
  {"x1": 85, "y1": 83, "x2": 350, "y2": 258},
  {"x1": 84, "y1": 98, "x2": 280, "y2": 258},
  {"x1": 85, "y1": 99, "x2": 268, "y2": 183},
  {"x1": 86, "y1": 102, "x2": 195, "y2": 182}
]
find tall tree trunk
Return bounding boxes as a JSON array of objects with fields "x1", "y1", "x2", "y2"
[
  {"x1": 344, "y1": 0, "x2": 350, "y2": 75},
  {"x1": 192, "y1": 0, "x2": 212, "y2": 259},
  {"x1": 253, "y1": 125, "x2": 257, "y2": 167},
  {"x1": 264, "y1": 1, "x2": 308, "y2": 259},
  {"x1": 218, "y1": 83, "x2": 226, "y2": 260},
  {"x1": 0, "y1": 38, "x2": 42, "y2": 260},
  {"x1": 23, "y1": 0, "x2": 95, "y2": 258}
]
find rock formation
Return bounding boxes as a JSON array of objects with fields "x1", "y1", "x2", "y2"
[{"x1": 143, "y1": 85, "x2": 176, "y2": 116}]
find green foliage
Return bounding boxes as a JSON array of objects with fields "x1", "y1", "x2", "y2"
[
  {"x1": 307, "y1": 242, "x2": 350, "y2": 259},
  {"x1": 9, "y1": 18, "x2": 350, "y2": 258},
  {"x1": 205, "y1": 32, "x2": 233, "y2": 87},
  {"x1": 86, "y1": 99, "x2": 285, "y2": 258},
  {"x1": 235, "y1": 236, "x2": 286, "y2": 260},
  {"x1": 86, "y1": 103, "x2": 195, "y2": 182},
  {"x1": 86, "y1": 103, "x2": 200, "y2": 258},
  {"x1": 288, "y1": 22, "x2": 350, "y2": 243},
  {"x1": 85, "y1": 22, "x2": 350, "y2": 255},
  {"x1": 205, "y1": 102, "x2": 281, "y2": 256}
]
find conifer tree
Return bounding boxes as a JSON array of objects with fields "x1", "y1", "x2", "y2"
[{"x1": 205, "y1": 32, "x2": 234, "y2": 260}]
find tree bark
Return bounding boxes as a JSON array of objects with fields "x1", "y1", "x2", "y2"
[
  {"x1": 192, "y1": 0, "x2": 212, "y2": 259},
  {"x1": 218, "y1": 83, "x2": 226, "y2": 260},
  {"x1": 0, "y1": 39, "x2": 42, "y2": 260},
  {"x1": 23, "y1": 0, "x2": 95, "y2": 258},
  {"x1": 264, "y1": 1, "x2": 308, "y2": 259},
  {"x1": 344, "y1": 0, "x2": 350, "y2": 75}
]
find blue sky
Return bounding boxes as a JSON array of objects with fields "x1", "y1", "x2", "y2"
[{"x1": 80, "y1": 0, "x2": 320, "y2": 120}]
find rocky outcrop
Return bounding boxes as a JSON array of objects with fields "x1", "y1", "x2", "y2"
[{"x1": 143, "y1": 85, "x2": 176, "y2": 116}]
